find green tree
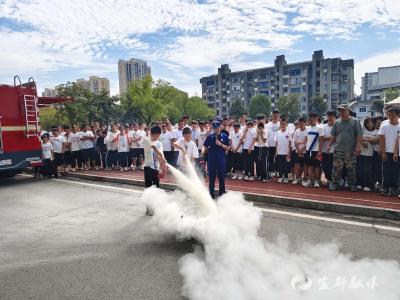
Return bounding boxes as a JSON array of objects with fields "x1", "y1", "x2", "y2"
[
  {"x1": 39, "y1": 106, "x2": 68, "y2": 129},
  {"x1": 372, "y1": 99, "x2": 384, "y2": 115},
  {"x1": 122, "y1": 75, "x2": 166, "y2": 124},
  {"x1": 185, "y1": 96, "x2": 215, "y2": 121},
  {"x1": 384, "y1": 88, "x2": 399, "y2": 102},
  {"x1": 229, "y1": 99, "x2": 247, "y2": 119},
  {"x1": 249, "y1": 94, "x2": 271, "y2": 119},
  {"x1": 311, "y1": 95, "x2": 328, "y2": 116},
  {"x1": 277, "y1": 94, "x2": 300, "y2": 122}
]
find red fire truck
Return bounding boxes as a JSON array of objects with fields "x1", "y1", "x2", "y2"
[{"x1": 0, "y1": 76, "x2": 70, "y2": 178}]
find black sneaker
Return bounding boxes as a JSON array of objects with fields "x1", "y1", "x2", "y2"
[
  {"x1": 380, "y1": 188, "x2": 390, "y2": 196},
  {"x1": 350, "y1": 186, "x2": 358, "y2": 192}
]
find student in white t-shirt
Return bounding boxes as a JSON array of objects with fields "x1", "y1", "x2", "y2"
[
  {"x1": 303, "y1": 112, "x2": 324, "y2": 188},
  {"x1": 197, "y1": 121, "x2": 208, "y2": 150},
  {"x1": 253, "y1": 121, "x2": 268, "y2": 182},
  {"x1": 267, "y1": 110, "x2": 280, "y2": 176},
  {"x1": 292, "y1": 117, "x2": 308, "y2": 184},
  {"x1": 105, "y1": 124, "x2": 119, "y2": 170},
  {"x1": 41, "y1": 134, "x2": 56, "y2": 178},
  {"x1": 116, "y1": 126, "x2": 130, "y2": 171},
  {"x1": 50, "y1": 127, "x2": 66, "y2": 174},
  {"x1": 229, "y1": 123, "x2": 243, "y2": 180},
  {"x1": 80, "y1": 124, "x2": 96, "y2": 170},
  {"x1": 357, "y1": 117, "x2": 378, "y2": 192},
  {"x1": 240, "y1": 119, "x2": 256, "y2": 181},
  {"x1": 129, "y1": 123, "x2": 145, "y2": 170},
  {"x1": 68, "y1": 125, "x2": 82, "y2": 171},
  {"x1": 372, "y1": 116, "x2": 384, "y2": 189},
  {"x1": 171, "y1": 119, "x2": 185, "y2": 167},
  {"x1": 378, "y1": 107, "x2": 400, "y2": 195},
  {"x1": 142, "y1": 125, "x2": 166, "y2": 216},
  {"x1": 160, "y1": 123, "x2": 174, "y2": 166},
  {"x1": 274, "y1": 117, "x2": 291, "y2": 183},
  {"x1": 173, "y1": 127, "x2": 199, "y2": 169},
  {"x1": 321, "y1": 111, "x2": 337, "y2": 184}
]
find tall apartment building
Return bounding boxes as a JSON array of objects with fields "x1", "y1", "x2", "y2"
[
  {"x1": 200, "y1": 50, "x2": 354, "y2": 118},
  {"x1": 361, "y1": 65, "x2": 400, "y2": 101},
  {"x1": 76, "y1": 76, "x2": 110, "y2": 96},
  {"x1": 118, "y1": 58, "x2": 151, "y2": 95},
  {"x1": 42, "y1": 88, "x2": 56, "y2": 97}
]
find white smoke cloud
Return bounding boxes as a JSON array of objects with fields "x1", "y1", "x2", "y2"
[{"x1": 142, "y1": 163, "x2": 400, "y2": 300}]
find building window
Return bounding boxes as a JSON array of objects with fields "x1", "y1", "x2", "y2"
[
  {"x1": 289, "y1": 69, "x2": 301, "y2": 76},
  {"x1": 206, "y1": 80, "x2": 214, "y2": 86},
  {"x1": 359, "y1": 107, "x2": 367, "y2": 113},
  {"x1": 258, "y1": 81, "x2": 268, "y2": 88},
  {"x1": 290, "y1": 87, "x2": 301, "y2": 93}
]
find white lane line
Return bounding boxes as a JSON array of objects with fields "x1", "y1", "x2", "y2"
[
  {"x1": 258, "y1": 207, "x2": 400, "y2": 233},
  {"x1": 52, "y1": 178, "x2": 143, "y2": 194},
  {"x1": 19, "y1": 175, "x2": 400, "y2": 233}
]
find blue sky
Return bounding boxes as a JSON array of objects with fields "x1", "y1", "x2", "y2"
[{"x1": 0, "y1": 0, "x2": 399, "y2": 97}]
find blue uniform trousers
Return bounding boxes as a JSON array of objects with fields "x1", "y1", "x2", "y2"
[{"x1": 207, "y1": 155, "x2": 226, "y2": 198}]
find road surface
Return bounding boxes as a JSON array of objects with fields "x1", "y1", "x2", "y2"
[{"x1": 0, "y1": 175, "x2": 399, "y2": 299}]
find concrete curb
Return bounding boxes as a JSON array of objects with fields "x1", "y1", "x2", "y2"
[{"x1": 65, "y1": 172, "x2": 400, "y2": 221}]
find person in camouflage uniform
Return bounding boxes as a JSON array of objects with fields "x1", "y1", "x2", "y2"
[{"x1": 328, "y1": 104, "x2": 362, "y2": 192}]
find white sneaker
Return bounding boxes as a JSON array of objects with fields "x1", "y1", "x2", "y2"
[
  {"x1": 244, "y1": 176, "x2": 249, "y2": 181},
  {"x1": 277, "y1": 178, "x2": 283, "y2": 183},
  {"x1": 140, "y1": 165, "x2": 144, "y2": 170},
  {"x1": 232, "y1": 173, "x2": 238, "y2": 180},
  {"x1": 283, "y1": 178, "x2": 289, "y2": 184},
  {"x1": 71, "y1": 168, "x2": 76, "y2": 172},
  {"x1": 238, "y1": 174, "x2": 244, "y2": 180},
  {"x1": 249, "y1": 176, "x2": 255, "y2": 181},
  {"x1": 262, "y1": 179, "x2": 267, "y2": 182},
  {"x1": 356, "y1": 185, "x2": 362, "y2": 190},
  {"x1": 292, "y1": 179, "x2": 299, "y2": 185},
  {"x1": 95, "y1": 166, "x2": 100, "y2": 171},
  {"x1": 363, "y1": 187, "x2": 372, "y2": 192},
  {"x1": 269, "y1": 172, "x2": 274, "y2": 178},
  {"x1": 314, "y1": 180, "x2": 320, "y2": 188},
  {"x1": 124, "y1": 167, "x2": 128, "y2": 171},
  {"x1": 120, "y1": 168, "x2": 124, "y2": 172},
  {"x1": 302, "y1": 180, "x2": 312, "y2": 187}
]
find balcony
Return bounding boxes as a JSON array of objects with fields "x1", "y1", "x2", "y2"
[
  {"x1": 283, "y1": 74, "x2": 289, "y2": 79},
  {"x1": 283, "y1": 84, "x2": 288, "y2": 88},
  {"x1": 254, "y1": 78, "x2": 258, "y2": 82},
  {"x1": 254, "y1": 87, "x2": 258, "y2": 91}
]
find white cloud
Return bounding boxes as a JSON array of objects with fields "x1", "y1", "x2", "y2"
[
  {"x1": 354, "y1": 48, "x2": 400, "y2": 95},
  {"x1": 0, "y1": 0, "x2": 399, "y2": 95}
]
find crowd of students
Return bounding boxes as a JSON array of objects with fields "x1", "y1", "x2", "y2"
[{"x1": 38, "y1": 104, "x2": 400, "y2": 197}]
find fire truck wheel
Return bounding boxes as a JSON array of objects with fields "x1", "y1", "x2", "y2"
[{"x1": 0, "y1": 171, "x2": 18, "y2": 179}]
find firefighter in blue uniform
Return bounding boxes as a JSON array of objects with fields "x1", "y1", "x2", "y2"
[{"x1": 202, "y1": 121, "x2": 230, "y2": 198}]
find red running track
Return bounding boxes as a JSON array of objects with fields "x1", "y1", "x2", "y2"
[{"x1": 73, "y1": 169, "x2": 400, "y2": 211}]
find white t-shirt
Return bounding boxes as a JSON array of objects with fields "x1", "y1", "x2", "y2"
[
  {"x1": 129, "y1": 130, "x2": 144, "y2": 148},
  {"x1": 242, "y1": 127, "x2": 256, "y2": 150},
  {"x1": 191, "y1": 128, "x2": 199, "y2": 143},
  {"x1": 160, "y1": 132, "x2": 173, "y2": 152},
  {"x1": 267, "y1": 122, "x2": 280, "y2": 147},
  {"x1": 293, "y1": 129, "x2": 308, "y2": 154},
  {"x1": 176, "y1": 138, "x2": 199, "y2": 166},
  {"x1": 42, "y1": 142, "x2": 53, "y2": 159},
  {"x1": 51, "y1": 135, "x2": 65, "y2": 154},
  {"x1": 373, "y1": 129, "x2": 380, "y2": 152},
  {"x1": 69, "y1": 132, "x2": 82, "y2": 152},
  {"x1": 254, "y1": 128, "x2": 268, "y2": 147},
  {"x1": 143, "y1": 137, "x2": 163, "y2": 170},
  {"x1": 361, "y1": 129, "x2": 376, "y2": 157},
  {"x1": 117, "y1": 134, "x2": 129, "y2": 152},
  {"x1": 106, "y1": 131, "x2": 118, "y2": 151},
  {"x1": 229, "y1": 131, "x2": 243, "y2": 153},
  {"x1": 274, "y1": 130, "x2": 291, "y2": 155},
  {"x1": 322, "y1": 124, "x2": 334, "y2": 154},
  {"x1": 378, "y1": 122, "x2": 400, "y2": 153},
  {"x1": 80, "y1": 131, "x2": 95, "y2": 149},
  {"x1": 197, "y1": 130, "x2": 208, "y2": 149},
  {"x1": 306, "y1": 125, "x2": 324, "y2": 152}
]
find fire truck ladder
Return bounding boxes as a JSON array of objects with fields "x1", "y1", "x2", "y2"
[{"x1": 23, "y1": 95, "x2": 39, "y2": 137}]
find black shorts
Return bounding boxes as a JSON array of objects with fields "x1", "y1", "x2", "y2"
[
  {"x1": 53, "y1": 152, "x2": 64, "y2": 167},
  {"x1": 305, "y1": 151, "x2": 321, "y2": 168},
  {"x1": 82, "y1": 147, "x2": 96, "y2": 161},
  {"x1": 130, "y1": 148, "x2": 144, "y2": 158},
  {"x1": 294, "y1": 152, "x2": 306, "y2": 166}
]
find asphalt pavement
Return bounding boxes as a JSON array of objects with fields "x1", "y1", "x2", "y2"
[{"x1": 0, "y1": 175, "x2": 399, "y2": 299}]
